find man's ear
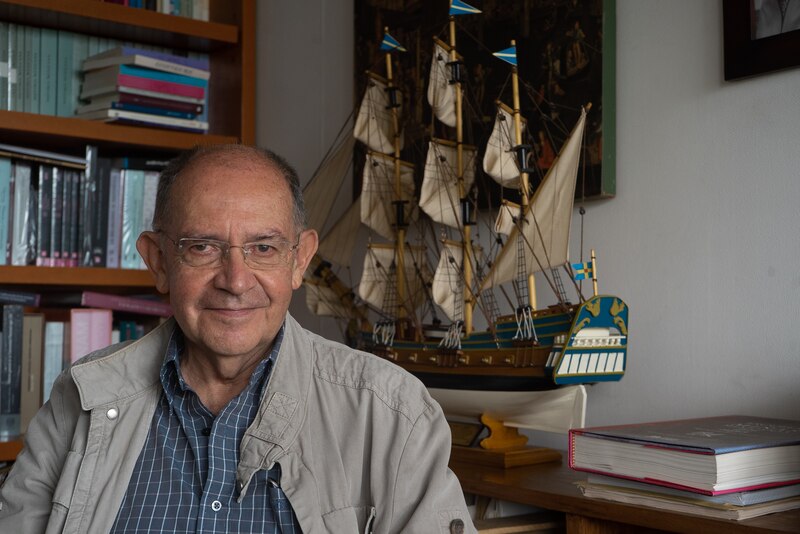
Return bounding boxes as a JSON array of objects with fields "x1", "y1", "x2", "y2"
[
  {"x1": 292, "y1": 228, "x2": 319, "y2": 290},
  {"x1": 137, "y1": 231, "x2": 170, "y2": 294}
]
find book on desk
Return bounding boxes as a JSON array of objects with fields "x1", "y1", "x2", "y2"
[{"x1": 569, "y1": 415, "x2": 800, "y2": 520}]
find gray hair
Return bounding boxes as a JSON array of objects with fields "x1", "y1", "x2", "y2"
[{"x1": 151, "y1": 144, "x2": 307, "y2": 232}]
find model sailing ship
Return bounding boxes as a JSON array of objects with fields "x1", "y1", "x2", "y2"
[{"x1": 304, "y1": 1, "x2": 628, "y2": 434}]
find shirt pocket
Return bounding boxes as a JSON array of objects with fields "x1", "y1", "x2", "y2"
[{"x1": 321, "y1": 505, "x2": 376, "y2": 533}]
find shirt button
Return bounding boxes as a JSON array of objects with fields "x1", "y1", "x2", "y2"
[
  {"x1": 106, "y1": 408, "x2": 119, "y2": 420},
  {"x1": 211, "y1": 500, "x2": 222, "y2": 512}
]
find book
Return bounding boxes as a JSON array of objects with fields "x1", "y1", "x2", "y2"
[
  {"x1": 81, "y1": 65, "x2": 206, "y2": 100},
  {"x1": 0, "y1": 142, "x2": 87, "y2": 167},
  {"x1": 42, "y1": 320, "x2": 67, "y2": 402},
  {"x1": 80, "y1": 91, "x2": 204, "y2": 115},
  {"x1": 82, "y1": 45, "x2": 210, "y2": 80},
  {"x1": 0, "y1": 304, "x2": 24, "y2": 439},
  {"x1": 569, "y1": 415, "x2": 800, "y2": 495},
  {"x1": 69, "y1": 308, "x2": 113, "y2": 363},
  {"x1": 585, "y1": 473, "x2": 800, "y2": 507},
  {"x1": 82, "y1": 146, "x2": 111, "y2": 267},
  {"x1": 0, "y1": 22, "x2": 9, "y2": 111},
  {"x1": 10, "y1": 161, "x2": 34, "y2": 266},
  {"x1": 43, "y1": 291, "x2": 172, "y2": 317},
  {"x1": 0, "y1": 157, "x2": 11, "y2": 264},
  {"x1": 0, "y1": 289, "x2": 41, "y2": 307},
  {"x1": 77, "y1": 100, "x2": 198, "y2": 120},
  {"x1": 121, "y1": 168, "x2": 144, "y2": 269},
  {"x1": 36, "y1": 165, "x2": 53, "y2": 266},
  {"x1": 20, "y1": 313, "x2": 44, "y2": 434},
  {"x1": 578, "y1": 479, "x2": 800, "y2": 521},
  {"x1": 81, "y1": 85, "x2": 204, "y2": 105},
  {"x1": 39, "y1": 27, "x2": 58, "y2": 116},
  {"x1": 77, "y1": 108, "x2": 209, "y2": 133},
  {"x1": 105, "y1": 168, "x2": 124, "y2": 269}
]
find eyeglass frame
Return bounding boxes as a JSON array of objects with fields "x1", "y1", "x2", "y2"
[{"x1": 155, "y1": 231, "x2": 301, "y2": 270}]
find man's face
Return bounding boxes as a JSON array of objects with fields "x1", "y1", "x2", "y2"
[{"x1": 139, "y1": 155, "x2": 317, "y2": 363}]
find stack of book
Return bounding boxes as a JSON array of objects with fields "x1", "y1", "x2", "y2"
[
  {"x1": 77, "y1": 46, "x2": 210, "y2": 133},
  {"x1": 568, "y1": 415, "x2": 800, "y2": 520}
]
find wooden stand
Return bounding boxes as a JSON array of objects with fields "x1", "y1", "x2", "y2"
[{"x1": 451, "y1": 445, "x2": 561, "y2": 468}]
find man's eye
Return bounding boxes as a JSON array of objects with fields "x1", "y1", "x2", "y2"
[
  {"x1": 187, "y1": 242, "x2": 219, "y2": 254},
  {"x1": 250, "y1": 243, "x2": 276, "y2": 256}
]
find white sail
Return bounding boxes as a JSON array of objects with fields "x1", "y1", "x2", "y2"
[
  {"x1": 483, "y1": 103, "x2": 524, "y2": 189},
  {"x1": 358, "y1": 244, "x2": 432, "y2": 313},
  {"x1": 354, "y1": 73, "x2": 403, "y2": 154},
  {"x1": 494, "y1": 199, "x2": 520, "y2": 236},
  {"x1": 318, "y1": 196, "x2": 362, "y2": 267},
  {"x1": 427, "y1": 39, "x2": 457, "y2": 128},
  {"x1": 419, "y1": 140, "x2": 476, "y2": 229},
  {"x1": 431, "y1": 241, "x2": 463, "y2": 321},
  {"x1": 303, "y1": 135, "x2": 356, "y2": 234},
  {"x1": 481, "y1": 108, "x2": 587, "y2": 290},
  {"x1": 305, "y1": 279, "x2": 355, "y2": 319},
  {"x1": 360, "y1": 152, "x2": 415, "y2": 241}
]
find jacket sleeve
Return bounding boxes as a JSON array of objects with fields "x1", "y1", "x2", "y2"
[
  {"x1": 0, "y1": 370, "x2": 81, "y2": 533},
  {"x1": 386, "y1": 400, "x2": 477, "y2": 534}
]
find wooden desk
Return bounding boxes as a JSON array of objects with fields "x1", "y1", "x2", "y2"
[{"x1": 450, "y1": 458, "x2": 800, "y2": 534}]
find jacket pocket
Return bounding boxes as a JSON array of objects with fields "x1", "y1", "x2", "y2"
[
  {"x1": 321, "y1": 505, "x2": 375, "y2": 533},
  {"x1": 51, "y1": 451, "x2": 83, "y2": 512}
]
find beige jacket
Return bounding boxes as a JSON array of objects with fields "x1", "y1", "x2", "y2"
[{"x1": 0, "y1": 314, "x2": 475, "y2": 533}]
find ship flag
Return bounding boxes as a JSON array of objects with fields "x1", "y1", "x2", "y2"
[
  {"x1": 380, "y1": 32, "x2": 406, "y2": 52},
  {"x1": 572, "y1": 261, "x2": 594, "y2": 281},
  {"x1": 493, "y1": 45, "x2": 517, "y2": 67},
  {"x1": 449, "y1": 0, "x2": 482, "y2": 16}
]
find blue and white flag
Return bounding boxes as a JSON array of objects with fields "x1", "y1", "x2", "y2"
[
  {"x1": 380, "y1": 32, "x2": 406, "y2": 52},
  {"x1": 572, "y1": 261, "x2": 594, "y2": 281},
  {"x1": 493, "y1": 45, "x2": 517, "y2": 67},
  {"x1": 450, "y1": 0, "x2": 481, "y2": 16}
]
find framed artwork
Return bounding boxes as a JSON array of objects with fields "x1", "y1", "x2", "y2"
[
  {"x1": 354, "y1": 0, "x2": 616, "y2": 202},
  {"x1": 723, "y1": 0, "x2": 800, "y2": 80}
]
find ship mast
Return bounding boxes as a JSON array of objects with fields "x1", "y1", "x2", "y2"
[
  {"x1": 448, "y1": 10, "x2": 476, "y2": 335},
  {"x1": 508, "y1": 40, "x2": 537, "y2": 310},
  {"x1": 383, "y1": 28, "x2": 408, "y2": 326}
]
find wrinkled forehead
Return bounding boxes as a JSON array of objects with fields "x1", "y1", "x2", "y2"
[{"x1": 165, "y1": 154, "x2": 295, "y2": 232}]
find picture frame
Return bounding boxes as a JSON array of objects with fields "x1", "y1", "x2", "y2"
[{"x1": 723, "y1": 0, "x2": 800, "y2": 80}]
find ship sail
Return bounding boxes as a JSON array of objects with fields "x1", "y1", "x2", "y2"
[
  {"x1": 419, "y1": 139, "x2": 476, "y2": 229},
  {"x1": 360, "y1": 152, "x2": 415, "y2": 241},
  {"x1": 305, "y1": 279, "x2": 356, "y2": 319},
  {"x1": 431, "y1": 240, "x2": 464, "y2": 321},
  {"x1": 303, "y1": 135, "x2": 356, "y2": 235},
  {"x1": 317, "y1": 196, "x2": 362, "y2": 267},
  {"x1": 354, "y1": 72, "x2": 404, "y2": 154},
  {"x1": 427, "y1": 39, "x2": 458, "y2": 128},
  {"x1": 358, "y1": 244, "x2": 432, "y2": 312},
  {"x1": 494, "y1": 199, "x2": 520, "y2": 236},
  {"x1": 483, "y1": 102, "x2": 525, "y2": 189},
  {"x1": 481, "y1": 107, "x2": 587, "y2": 290}
]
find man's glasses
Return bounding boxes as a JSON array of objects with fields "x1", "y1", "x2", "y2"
[{"x1": 160, "y1": 233, "x2": 300, "y2": 270}]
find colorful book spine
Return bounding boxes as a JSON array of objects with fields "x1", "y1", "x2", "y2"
[
  {"x1": 36, "y1": 165, "x2": 53, "y2": 267},
  {"x1": 115, "y1": 73, "x2": 205, "y2": 99},
  {"x1": 110, "y1": 92, "x2": 203, "y2": 114},
  {"x1": 69, "y1": 308, "x2": 113, "y2": 363},
  {"x1": 50, "y1": 166, "x2": 64, "y2": 266},
  {"x1": 0, "y1": 157, "x2": 10, "y2": 265},
  {"x1": 68, "y1": 169, "x2": 82, "y2": 266},
  {"x1": 20, "y1": 313, "x2": 44, "y2": 434},
  {"x1": 0, "y1": 304, "x2": 24, "y2": 439},
  {"x1": 73, "y1": 291, "x2": 172, "y2": 317},
  {"x1": 108, "y1": 101, "x2": 197, "y2": 119},
  {"x1": 0, "y1": 289, "x2": 41, "y2": 307},
  {"x1": 0, "y1": 22, "x2": 9, "y2": 111},
  {"x1": 39, "y1": 27, "x2": 58, "y2": 116},
  {"x1": 42, "y1": 320, "x2": 66, "y2": 402},
  {"x1": 118, "y1": 64, "x2": 207, "y2": 87},
  {"x1": 90, "y1": 45, "x2": 209, "y2": 71},
  {"x1": 120, "y1": 169, "x2": 145, "y2": 269}
]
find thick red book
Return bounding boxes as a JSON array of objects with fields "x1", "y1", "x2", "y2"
[
  {"x1": 569, "y1": 415, "x2": 800, "y2": 495},
  {"x1": 115, "y1": 74, "x2": 204, "y2": 99}
]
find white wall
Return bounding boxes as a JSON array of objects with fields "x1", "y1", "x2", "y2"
[{"x1": 257, "y1": 0, "x2": 800, "y2": 425}]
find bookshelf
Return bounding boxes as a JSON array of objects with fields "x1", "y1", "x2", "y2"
[{"x1": 0, "y1": 0, "x2": 255, "y2": 458}]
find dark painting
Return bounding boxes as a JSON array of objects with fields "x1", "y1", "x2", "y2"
[{"x1": 354, "y1": 0, "x2": 616, "y2": 203}]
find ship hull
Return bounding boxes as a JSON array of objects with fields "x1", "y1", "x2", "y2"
[{"x1": 362, "y1": 295, "x2": 629, "y2": 393}]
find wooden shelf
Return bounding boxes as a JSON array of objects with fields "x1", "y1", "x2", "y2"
[
  {"x1": 0, "y1": 439, "x2": 23, "y2": 462},
  {"x1": 0, "y1": 265, "x2": 156, "y2": 291}
]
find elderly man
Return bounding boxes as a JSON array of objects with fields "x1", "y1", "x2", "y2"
[{"x1": 0, "y1": 145, "x2": 475, "y2": 533}]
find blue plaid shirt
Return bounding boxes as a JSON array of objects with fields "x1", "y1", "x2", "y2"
[{"x1": 110, "y1": 327, "x2": 302, "y2": 533}]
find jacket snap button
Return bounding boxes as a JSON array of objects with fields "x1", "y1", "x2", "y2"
[
  {"x1": 449, "y1": 518, "x2": 465, "y2": 534},
  {"x1": 106, "y1": 408, "x2": 119, "y2": 420}
]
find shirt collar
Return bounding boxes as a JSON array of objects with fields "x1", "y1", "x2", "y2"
[{"x1": 160, "y1": 323, "x2": 285, "y2": 410}]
